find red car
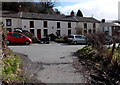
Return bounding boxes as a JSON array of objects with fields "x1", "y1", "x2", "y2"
[{"x1": 6, "y1": 32, "x2": 32, "y2": 45}]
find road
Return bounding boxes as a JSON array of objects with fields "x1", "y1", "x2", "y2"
[{"x1": 9, "y1": 42, "x2": 87, "y2": 83}]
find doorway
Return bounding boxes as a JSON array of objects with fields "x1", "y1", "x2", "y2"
[{"x1": 37, "y1": 29, "x2": 41, "y2": 39}]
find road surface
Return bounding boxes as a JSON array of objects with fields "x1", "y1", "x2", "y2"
[{"x1": 9, "y1": 42, "x2": 87, "y2": 83}]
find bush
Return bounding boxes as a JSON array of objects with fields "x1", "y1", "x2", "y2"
[
  {"x1": 76, "y1": 46, "x2": 97, "y2": 60},
  {"x1": 76, "y1": 46, "x2": 120, "y2": 67},
  {"x1": 112, "y1": 49, "x2": 120, "y2": 66}
]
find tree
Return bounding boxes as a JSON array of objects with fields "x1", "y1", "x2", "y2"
[
  {"x1": 54, "y1": 9, "x2": 60, "y2": 14},
  {"x1": 76, "y1": 10, "x2": 83, "y2": 17},
  {"x1": 2, "y1": 1, "x2": 59, "y2": 14}
]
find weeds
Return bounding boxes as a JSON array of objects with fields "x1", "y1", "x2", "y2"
[
  {"x1": 2, "y1": 53, "x2": 24, "y2": 83},
  {"x1": 76, "y1": 45, "x2": 120, "y2": 84}
]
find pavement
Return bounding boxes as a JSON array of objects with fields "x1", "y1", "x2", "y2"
[{"x1": 9, "y1": 42, "x2": 87, "y2": 83}]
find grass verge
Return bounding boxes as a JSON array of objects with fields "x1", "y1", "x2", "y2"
[{"x1": 2, "y1": 49, "x2": 24, "y2": 83}]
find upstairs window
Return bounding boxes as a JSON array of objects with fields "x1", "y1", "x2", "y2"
[
  {"x1": 6, "y1": 19, "x2": 12, "y2": 26},
  {"x1": 43, "y1": 21, "x2": 48, "y2": 28},
  {"x1": 68, "y1": 22, "x2": 71, "y2": 28},
  {"x1": 93, "y1": 23, "x2": 96, "y2": 28},
  {"x1": 30, "y1": 21, "x2": 34, "y2": 28},
  {"x1": 84, "y1": 23, "x2": 87, "y2": 29},
  {"x1": 57, "y1": 22, "x2": 60, "y2": 28}
]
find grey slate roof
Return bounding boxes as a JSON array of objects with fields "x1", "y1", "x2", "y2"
[
  {"x1": 100, "y1": 23, "x2": 120, "y2": 27},
  {"x1": 2, "y1": 11, "x2": 100, "y2": 23}
]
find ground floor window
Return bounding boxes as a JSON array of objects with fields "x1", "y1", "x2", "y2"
[
  {"x1": 84, "y1": 30, "x2": 87, "y2": 35},
  {"x1": 56, "y1": 30, "x2": 61, "y2": 36},
  {"x1": 6, "y1": 28, "x2": 12, "y2": 32},
  {"x1": 30, "y1": 29, "x2": 35, "y2": 35},
  {"x1": 44, "y1": 29, "x2": 48, "y2": 36},
  {"x1": 68, "y1": 29, "x2": 71, "y2": 35},
  {"x1": 93, "y1": 29, "x2": 96, "y2": 33},
  {"x1": 88, "y1": 29, "x2": 92, "y2": 34}
]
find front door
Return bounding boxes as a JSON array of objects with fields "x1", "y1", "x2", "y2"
[{"x1": 37, "y1": 29, "x2": 41, "y2": 39}]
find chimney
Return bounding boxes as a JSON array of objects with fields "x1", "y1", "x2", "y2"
[
  {"x1": 101, "y1": 19, "x2": 105, "y2": 23},
  {"x1": 70, "y1": 11, "x2": 74, "y2": 16}
]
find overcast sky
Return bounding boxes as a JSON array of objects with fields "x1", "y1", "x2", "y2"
[{"x1": 54, "y1": 0, "x2": 120, "y2": 20}]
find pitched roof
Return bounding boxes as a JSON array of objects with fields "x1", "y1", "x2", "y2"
[
  {"x1": 100, "y1": 22, "x2": 120, "y2": 27},
  {"x1": 74, "y1": 16, "x2": 100, "y2": 23},
  {"x1": 2, "y1": 11, "x2": 100, "y2": 23}
]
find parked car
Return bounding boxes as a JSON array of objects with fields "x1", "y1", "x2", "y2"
[
  {"x1": 6, "y1": 32, "x2": 32, "y2": 45},
  {"x1": 67, "y1": 34, "x2": 87, "y2": 45}
]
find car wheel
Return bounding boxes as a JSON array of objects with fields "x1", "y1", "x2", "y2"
[
  {"x1": 73, "y1": 41, "x2": 77, "y2": 45},
  {"x1": 6, "y1": 40, "x2": 10, "y2": 45},
  {"x1": 25, "y1": 41, "x2": 30, "y2": 45}
]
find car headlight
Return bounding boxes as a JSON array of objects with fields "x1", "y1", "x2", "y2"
[{"x1": 29, "y1": 38, "x2": 32, "y2": 41}]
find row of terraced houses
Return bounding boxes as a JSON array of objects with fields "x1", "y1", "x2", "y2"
[{"x1": 1, "y1": 11, "x2": 120, "y2": 39}]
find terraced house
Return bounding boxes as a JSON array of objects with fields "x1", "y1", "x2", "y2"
[{"x1": 2, "y1": 11, "x2": 100, "y2": 39}]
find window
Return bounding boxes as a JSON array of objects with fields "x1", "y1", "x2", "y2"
[
  {"x1": 17, "y1": 34, "x2": 24, "y2": 38},
  {"x1": 93, "y1": 23, "x2": 96, "y2": 28},
  {"x1": 6, "y1": 28, "x2": 12, "y2": 32},
  {"x1": 30, "y1": 21, "x2": 34, "y2": 28},
  {"x1": 75, "y1": 36, "x2": 81, "y2": 38},
  {"x1": 43, "y1": 21, "x2": 47, "y2": 28},
  {"x1": 68, "y1": 29, "x2": 71, "y2": 35},
  {"x1": 88, "y1": 29, "x2": 92, "y2": 34},
  {"x1": 9, "y1": 33, "x2": 17, "y2": 37},
  {"x1": 9, "y1": 33, "x2": 23, "y2": 37},
  {"x1": 93, "y1": 29, "x2": 96, "y2": 33},
  {"x1": 57, "y1": 22, "x2": 60, "y2": 28},
  {"x1": 84, "y1": 30, "x2": 87, "y2": 35},
  {"x1": 68, "y1": 22, "x2": 71, "y2": 28},
  {"x1": 44, "y1": 29, "x2": 48, "y2": 36},
  {"x1": 30, "y1": 29, "x2": 34, "y2": 35},
  {"x1": 84, "y1": 23, "x2": 87, "y2": 29},
  {"x1": 6, "y1": 19, "x2": 12, "y2": 26},
  {"x1": 56, "y1": 30, "x2": 60, "y2": 36}
]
